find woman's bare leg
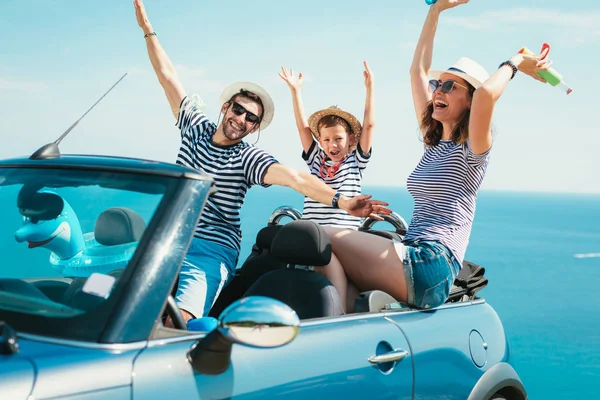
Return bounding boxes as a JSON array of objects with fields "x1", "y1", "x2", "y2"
[
  {"x1": 314, "y1": 252, "x2": 348, "y2": 313},
  {"x1": 323, "y1": 227, "x2": 409, "y2": 302}
]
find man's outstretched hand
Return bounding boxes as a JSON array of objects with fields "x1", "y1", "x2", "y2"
[{"x1": 339, "y1": 194, "x2": 392, "y2": 220}]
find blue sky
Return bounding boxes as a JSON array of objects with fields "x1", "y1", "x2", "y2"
[{"x1": 1, "y1": 0, "x2": 598, "y2": 193}]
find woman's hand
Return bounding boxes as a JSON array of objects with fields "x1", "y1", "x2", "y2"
[
  {"x1": 510, "y1": 47, "x2": 552, "y2": 83},
  {"x1": 363, "y1": 61, "x2": 373, "y2": 90},
  {"x1": 339, "y1": 195, "x2": 392, "y2": 220},
  {"x1": 433, "y1": 0, "x2": 470, "y2": 12},
  {"x1": 278, "y1": 67, "x2": 304, "y2": 92}
]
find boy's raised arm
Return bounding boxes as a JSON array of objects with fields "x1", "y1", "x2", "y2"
[
  {"x1": 279, "y1": 67, "x2": 314, "y2": 153},
  {"x1": 360, "y1": 61, "x2": 375, "y2": 153}
]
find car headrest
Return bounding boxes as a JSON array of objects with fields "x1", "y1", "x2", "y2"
[
  {"x1": 94, "y1": 207, "x2": 146, "y2": 246},
  {"x1": 271, "y1": 220, "x2": 331, "y2": 266},
  {"x1": 256, "y1": 225, "x2": 282, "y2": 249}
]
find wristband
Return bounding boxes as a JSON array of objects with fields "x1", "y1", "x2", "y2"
[
  {"x1": 144, "y1": 32, "x2": 157, "y2": 38},
  {"x1": 498, "y1": 60, "x2": 518, "y2": 80},
  {"x1": 331, "y1": 192, "x2": 342, "y2": 209}
]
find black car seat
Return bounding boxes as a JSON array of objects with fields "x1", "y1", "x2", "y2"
[
  {"x1": 59, "y1": 207, "x2": 145, "y2": 310},
  {"x1": 243, "y1": 220, "x2": 343, "y2": 320},
  {"x1": 209, "y1": 224, "x2": 287, "y2": 317}
]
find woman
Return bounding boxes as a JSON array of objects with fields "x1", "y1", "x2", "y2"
[{"x1": 323, "y1": 0, "x2": 550, "y2": 311}]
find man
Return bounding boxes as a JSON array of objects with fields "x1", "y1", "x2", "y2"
[{"x1": 134, "y1": 0, "x2": 389, "y2": 323}]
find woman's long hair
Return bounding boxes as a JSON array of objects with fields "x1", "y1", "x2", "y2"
[{"x1": 420, "y1": 83, "x2": 475, "y2": 147}]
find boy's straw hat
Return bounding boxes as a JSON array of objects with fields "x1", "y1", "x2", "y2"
[{"x1": 308, "y1": 106, "x2": 362, "y2": 146}]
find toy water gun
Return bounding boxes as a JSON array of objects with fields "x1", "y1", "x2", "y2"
[
  {"x1": 519, "y1": 43, "x2": 572, "y2": 95},
  {"x1": 425, "y1": 0, "x2": 437, "y2": 4}
]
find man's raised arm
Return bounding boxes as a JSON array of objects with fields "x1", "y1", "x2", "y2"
[{"x1": 134, "y1": 0, "x2": 186, "y2": 119}]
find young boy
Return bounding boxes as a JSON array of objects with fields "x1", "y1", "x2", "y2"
[
  {"x1": 279, "y1": 62, "x2": 375, "y2": 230},
  {"x1": 279, "y1": 62, "x2": 375, "y2": 312}
]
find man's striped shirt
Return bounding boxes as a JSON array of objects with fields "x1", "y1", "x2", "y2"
[
  {"x1": 175, "y1": 96, "x2": 278, "y2": 252},
  {"x1": 301, "y1": 140, "x2": 371, "y2": 229},
  {"x1": 404, "y1": 140, "x2": 491, "y2": 264}
]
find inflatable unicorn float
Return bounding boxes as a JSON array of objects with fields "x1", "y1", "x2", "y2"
[{"x1": 14, "y1": 188, "x2": 143, "y2": 276}]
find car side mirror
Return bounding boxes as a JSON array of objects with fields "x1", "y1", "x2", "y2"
[{"x1": 188, "y1": 296, "x2": 300, "y2": 375}]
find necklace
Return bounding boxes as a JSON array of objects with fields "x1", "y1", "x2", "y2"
[{"x1": 319, "y1": 159, "x2": 343, "y2": 179}]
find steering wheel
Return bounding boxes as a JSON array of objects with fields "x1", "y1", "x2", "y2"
[
  {"x1": 359, "y1": 211, "x2": 409, "y2": 236},
  {"x1": 166, "y1": 295, "x2": 187, "y2": 330}
]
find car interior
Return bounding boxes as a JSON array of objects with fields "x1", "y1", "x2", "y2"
[
  {"x1": 1, "y1": 206, "x2": 145, "y2": 311},
  {"x1": 0, "y1": 203, "x2": 488, "y2": 333}
]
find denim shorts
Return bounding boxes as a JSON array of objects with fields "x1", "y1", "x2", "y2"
[
  {"x1": 394, "y1": 240, "x2": 461, "y2": 309},
  {"x1": 175, "y1": 237, "x2": 239, "y2": 318}
]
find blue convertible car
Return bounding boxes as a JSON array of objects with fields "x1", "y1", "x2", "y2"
[{"x1": 0, "y1": 153, "x2": 527, "y2": 400}]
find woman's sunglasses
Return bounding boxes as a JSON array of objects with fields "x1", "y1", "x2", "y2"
[
  {"x1": 428, "y1": 79, "x2": 469, "y2": 94},
  {"x1": 231, "y1": 101, "x2": 261, "y2": 124}
]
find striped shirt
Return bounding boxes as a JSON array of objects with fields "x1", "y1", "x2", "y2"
[
  {"x1": 404, "y1": 140, "x2": 491, "y2": 264},
  {"x1": 175, "y1": 96, "x2": 278, "y2": 252},
  {"x1": 301, "y1": 140, "x2": 371, "y2": 229}
]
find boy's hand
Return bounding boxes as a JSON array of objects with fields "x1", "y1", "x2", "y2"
[{"x1": 279, "y1": 67, "x2": 303, "y2": 92}]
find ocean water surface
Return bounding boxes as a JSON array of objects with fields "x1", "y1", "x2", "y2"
[{"x1": 239, "y1": 186, "x2": 600, "y2": 399}]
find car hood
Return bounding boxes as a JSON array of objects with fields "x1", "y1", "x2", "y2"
[{"x1": 13, "y1": 335, "x2": 144, "y2": 399}]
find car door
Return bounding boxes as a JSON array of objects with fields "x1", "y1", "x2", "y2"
[
  {"x1": 16, "y1": 337, "x2": 136, "y2": 400},
  {"x1": 132, "y1": 314, "x2": 412, "y2": 400},
  {"x1": 384, "y1": 302, "x2": 508, "y2": 400},
  {"x1": 0, "y1": 351, "x2": 35, "y2": 400}
]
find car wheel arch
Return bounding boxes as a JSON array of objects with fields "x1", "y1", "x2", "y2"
[{"x1": 467, "y1": 362, "x2": 527, "y2": 400}]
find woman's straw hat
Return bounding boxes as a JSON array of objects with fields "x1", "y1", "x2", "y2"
[{"x1": 429, "y1": 57, "x2": 490, "y2": 89}]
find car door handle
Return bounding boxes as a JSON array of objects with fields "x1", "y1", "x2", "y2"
[{"x1": 368, "y1": 349, "x2": 409, "y2": 364}]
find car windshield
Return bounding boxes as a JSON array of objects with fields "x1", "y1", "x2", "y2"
[{"x1": 0, "y1": 167, "x2": 171, "y2": 337}]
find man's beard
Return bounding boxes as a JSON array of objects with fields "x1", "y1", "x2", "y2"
[
  {"x1": 223, "y1": 118, "x2": 253, "y2": 141},
  {"x1": 223, "y1": 129, "x2": 245, "y2": 141}
]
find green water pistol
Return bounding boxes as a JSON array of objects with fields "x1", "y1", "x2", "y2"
[{"x1": 519, "y1": 43, "x2": 572, "y2": 95}]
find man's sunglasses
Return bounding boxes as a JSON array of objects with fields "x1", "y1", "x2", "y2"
[
  {"x1": 428, "y1": 79, "x2": 469, "y2": 94},
  {"x1": 230, "y1": 101, "x2": 261, "y2": 124}
]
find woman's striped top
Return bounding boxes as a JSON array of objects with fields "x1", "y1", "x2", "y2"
[{"x1": 404, "y1": 140, "x2": 491, "y2": 264}]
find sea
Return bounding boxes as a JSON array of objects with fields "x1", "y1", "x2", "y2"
[{"x1": 238, "y1": 185, "x2": 600, "y2": 399}]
